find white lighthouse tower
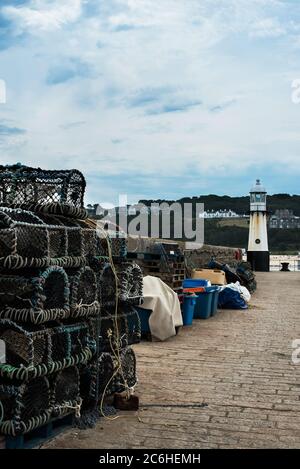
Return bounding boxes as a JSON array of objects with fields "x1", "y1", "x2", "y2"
[{"x1": 247, "y1": 179, "x2": 270, "y2": 272}]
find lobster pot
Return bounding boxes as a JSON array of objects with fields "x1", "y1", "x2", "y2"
[
  {"x1": 0, "y1": 378, "x2": 51, "y2": 436},
  {"x1": 51, "y1": 366, "x2": 81, "y2": 417},
  {"x1": 123, "y1": 305, "x2": 141, "y2": 345},
  {"x1": 95, "y1": 228, "x2": 127, "y2": 258},
  {"x1": 100, "y1": 262, "x2": 143, "y2": 307},
  {"x1": 113, "y1": 347, "x2": 137, "y2": 393},
  {"x1": 89, "y1": 313, "x2": 127, "y2": 353},
  {"x1": 79, "y1": 361, "x2": 99, "y2": 405},
  {"x1": 0, "y1": 266, "x2": 70, "y2": 324},
  {"x1": 0, "y1": 208, "x2": 99, "y2": 270},
  {"x1": 0, "y1": 319, "x2": 50, "y2": 367},
  {"x1": 98, "y1": 352, "x2": 115, "y2": 397},
  {"x1": 0, "y1": 319, "x2": 95, "y2": 374},
  {"x1": 49, "y1": 321, "x2": 96, "y2": 363},
  {"x1": 69, "y1": 266, "x2": 100, "y2": 318},
  {"x1": 0, "y1": 164, "x2": 87, "y2": 219}
]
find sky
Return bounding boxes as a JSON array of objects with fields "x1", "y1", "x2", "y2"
[{"x1": 0, "y1": 0, "x2": 300, "y2": 205}]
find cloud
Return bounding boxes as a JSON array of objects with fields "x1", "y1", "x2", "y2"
[
  {"x1": 210, "y1": 99, "x2": 237, "y2": 113},
  {"x1": 0, "y1": 123, "x2": 26, "y2": 136},
  {"x1": 2, "y1": 0, "x2": 83, "y2": 33},
  {"x1": 46, "y1": 59, "x2": 93, "y2": 85},
  {"x1": 146, "y1": 100, "x2": 202, "y2": 115},
  {"x1": 249, "y1": 17, "x2": 286, "y2": 38},
  {"x1": 0, "y1": 0, "x2": 300, "y2": 201}
]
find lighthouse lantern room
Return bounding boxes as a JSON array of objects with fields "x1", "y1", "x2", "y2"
[{"x1": 247, "y1": 179, "x2": 270, "y2": 272}]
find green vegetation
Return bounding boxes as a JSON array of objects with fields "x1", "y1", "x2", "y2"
[
  {"x1": 203, "y1": 220, "x2": 300, "y2": 252},
  {"x1": 137, "y1": 194, "x2": 300, "y2": 251},
  {"x1": 139, "y1": 193, "x2": 300, "y2": 216}
]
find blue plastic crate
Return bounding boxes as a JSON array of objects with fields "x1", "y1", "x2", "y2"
[{"x1": 183, "y1": 279, "x2": 210, "y2": 289}]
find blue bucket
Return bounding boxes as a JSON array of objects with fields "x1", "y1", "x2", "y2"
[
  {"x1": 194, "y1": 289, "x2": 213, "y2": 319},
  {"x1": 206, "y1": 286, "x2": 220, "y2": 316},
  {"x1": 182, "y1": 295, "x2": 196, "y2": 326}
]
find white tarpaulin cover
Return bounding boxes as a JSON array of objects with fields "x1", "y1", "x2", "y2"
[{"x1": 140, "y1": 275, "x2": 183, "y2": 341}]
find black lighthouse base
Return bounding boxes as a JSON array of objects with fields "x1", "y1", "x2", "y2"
[{"x1": 247, "y1": 251, "x2": 270, "y2": 272}]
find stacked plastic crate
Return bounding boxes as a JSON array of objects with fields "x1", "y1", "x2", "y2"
[{"x1": 0, "y1": 164, "x2": 143, "y2": 441}]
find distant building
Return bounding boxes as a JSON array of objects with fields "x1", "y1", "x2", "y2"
[
  {"x1": 269, "y1": 209, "x2": 300, "y2": 229},
  {"x1": 199, "y1": 209, "x2": 247, "y2": 219}
]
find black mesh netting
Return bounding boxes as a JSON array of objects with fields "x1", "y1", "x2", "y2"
[
  {"x1": 114, "y1": 348, "x2": 137, "y2": 392},
  {"x1": 0, "y1": 164, "x2": 87, "y2": 219},
  {"x1": 0, "y1": 320, "x2": 49, "y2": 367},
  {"x1": 20, "y1": 377, "x2": 50, "y2": 421},
  {"x1": 52, "y1": 366, "x2": 80, "y2": 404},
  {"x1": 69, "y1": 266, "x2": 99, "y2": 318},
  {"x1": 100, "y1": 261, "x2": 143, "y2": 306}
]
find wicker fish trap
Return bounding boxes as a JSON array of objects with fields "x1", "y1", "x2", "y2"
[
  {"x1": 0, "y1": 266, "x2": 70, "y2": 324},
  {"x1": 51, "y1": 366, "x2": 81, "y2": 418},
  {"x1": 0, "y1": 377, "x2": 51, "y2": 436},
  {"x1": 0, "y1": 164, "x2": 87, "y2": 219},
  {"x1": 69, "y1": 266, "x2": 100, "y2": 318},
  {"x1": 0, "y1": 207, "x2": 98, "y2": 270},
  {"x1": 99, "y1": 261, "x2": 143, "y2": 307}
]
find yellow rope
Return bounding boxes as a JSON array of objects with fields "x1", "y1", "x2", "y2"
[{"x1": 96, "y1": 225, "x2": 130, "y2": 421}]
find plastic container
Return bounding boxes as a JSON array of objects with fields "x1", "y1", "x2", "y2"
[
  {"x1": 183, "y1": 278, "x2": 210, "y2": 294},
  {"x1": 206, "y1": 286, "x2": 220, "y2": 316},
  {"x1": 134, "y1": 306, "x2": 152, "y2": 333},
  {"x1": 183, "y1": 279, "x2": 210, "y2": 288},
  {"x1": 194, "y1": 289, "x2": 213, "y2": 319},
  {"x1": 182, "y1": 295, "x2": 196, "y2": 326}
]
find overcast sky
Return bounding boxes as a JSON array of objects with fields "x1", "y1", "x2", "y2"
[{"x1": 0, "y1": 0, "x2": 300, "y2": 205}]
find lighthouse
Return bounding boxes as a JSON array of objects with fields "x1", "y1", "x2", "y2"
[{"x1": 247, "y1": 179, "x2": 270, "y2": 272}]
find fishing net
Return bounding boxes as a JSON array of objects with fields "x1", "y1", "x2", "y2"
[
  {"x1": 69, "y1": 266, "x2": 100, "y2": 318},
  {"x1": 0, "y1": 164, "x2": 87, "y2": 219},
  {"x1": 0, "y1": 266, "x2": 70, "y2": 324},
  {"x1": 0, "y1": 378, "x2": 51, "y2": 436}
]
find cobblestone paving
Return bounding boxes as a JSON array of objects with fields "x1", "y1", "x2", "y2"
[{"x1": 44, "y1": 272, "x2": 300, "y2": 449}]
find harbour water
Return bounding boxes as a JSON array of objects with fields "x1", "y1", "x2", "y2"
[{"x1": 269, "y1": 255, "x2": 300, "y2": 272}]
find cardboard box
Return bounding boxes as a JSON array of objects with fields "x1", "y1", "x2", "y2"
[{"x1": 192, "y1": 268, "x2": 226, "y2": 285}]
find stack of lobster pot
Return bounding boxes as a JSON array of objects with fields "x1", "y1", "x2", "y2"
[{"x1": 0, "y1": 164, "x2": 143, "y2": 438}]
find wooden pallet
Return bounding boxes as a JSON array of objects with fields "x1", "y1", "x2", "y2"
[
  {"x1": 4, "y1": 413, "x2": 74, "y2": 449},
  {"x1": 159, "y1": 273, "x2": 185, "y2": 281}
]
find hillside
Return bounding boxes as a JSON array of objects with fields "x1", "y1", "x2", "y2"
[{"x1": 139, "y1": 193, "x2": 300, "y2": 216}]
